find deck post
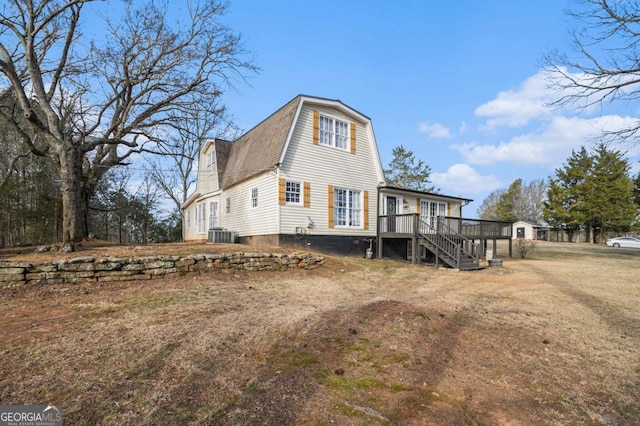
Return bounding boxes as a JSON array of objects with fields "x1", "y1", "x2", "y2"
[
  {"x1": 412, "y1": 214, "x2": 419, "y2": 265},
  {"x1": 492, "y1": 239, "x2": 497, "y2": 257},
  {"x1": 376, "y1": 216, "x2": 382, "y2": 259},
  {"x1": 508, "y1": 238, "x2": 513, "y2": 258}
]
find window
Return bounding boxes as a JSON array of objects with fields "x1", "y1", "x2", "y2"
[
  {"x1": 319, "y1": 114, "x2": 349, "y2": 150},
  {"x1": 334, "y1": 188, "x2": 362, "y2": 227},
  {"x1": 285, "y1": 181, "x2": 302, "y2": 205},
  {"x1": 209, "y1": 201, "x2": 219, "y2": 228},
  {"x1": 419, "y1": 200, "x2": 447, "y2": 233},
  {"x1": 206, "y1": 151, "x2": 216, "y2": 175},
  {"x1": 225, "y1": 197, "x2": 231, "y2": 215},
  {"x1": 186, "y1": 210, "x2": 191, "y2": 229},
  {"x1": 251, "y1": 188, "x2": 258, "y2": 208},
  {"x1": 196, "y1": 203, "x2": 206, "y2": 233}
]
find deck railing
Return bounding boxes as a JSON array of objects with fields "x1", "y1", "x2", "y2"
[
  {"x1": 419, "y1": 217, "x2": 479, "y2": 268},
  {"x1": 379, "y1": 214, "x2": 513, "y2": 239},
  {"x1": 378, "y1": 213, "x2": 418, "y2": 235}
]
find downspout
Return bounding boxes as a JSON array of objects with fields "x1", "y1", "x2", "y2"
[
  {"x1": 376, "y1": 186, "x2": 381, "y2": 259},
  {"x1": 276, "y1": 165, "x2": 281, "y2": 237},
  {"x1": 460, "y1": 199, "x2": 471, "y2": 234}
]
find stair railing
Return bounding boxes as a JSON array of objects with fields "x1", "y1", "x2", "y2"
[
  {"x1": 436, "y1": 217, "x2": 480, "y2": 264},
  {"x1": 418, "y1": 217, "x2": 480, "y2": 268}
]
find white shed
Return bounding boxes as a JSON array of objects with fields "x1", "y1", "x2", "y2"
[{"x1": 512, "y1": 221, "x2": 549, "y2": 240}]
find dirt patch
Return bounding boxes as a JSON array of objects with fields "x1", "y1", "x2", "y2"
[{"x1": 0, "y1": 242, "x2": 638, "y2": 425}]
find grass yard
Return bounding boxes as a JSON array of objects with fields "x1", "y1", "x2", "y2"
[{"x1": 1, "y1": 241, "x2": 639, "y2": 425}]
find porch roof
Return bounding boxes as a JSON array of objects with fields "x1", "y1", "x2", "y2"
[{"x1": 379, "y1": 185, "x2": 473, "y2": 204}]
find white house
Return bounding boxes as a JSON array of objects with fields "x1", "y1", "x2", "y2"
[{"x1": 182, "y1": 95, "x2": 505, "y2": 261}]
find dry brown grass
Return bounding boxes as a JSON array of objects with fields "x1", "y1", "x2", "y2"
[{"x1": 1, "y1": 241, "x2": 639, "y2": 425}]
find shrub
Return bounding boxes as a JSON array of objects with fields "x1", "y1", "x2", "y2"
[{"x1": 515, "y1": 238, "x2": 536, "y2": 259}]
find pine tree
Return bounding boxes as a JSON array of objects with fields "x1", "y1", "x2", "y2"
[
  {"x1": 633, "y1": 171, "x2": 640, "y2": 211},
  {"x1": 544, "y1": 179, "x2": 579, "y2": 241},
  {"x1": 384, "y1": 145, "x2": 435, "y2": 192},
  {"x1": 543, "y1": 147, "x2": 593, "y2": 241},
  {"x1": 544, "y1": 145, "x2": 636, "y2": 242},
  {"x1": 586, "y1": 144, "x2": 636, "y2": 240},
  {"x1": 496, "y1": 179, "x2": 522, "y2": 222}
]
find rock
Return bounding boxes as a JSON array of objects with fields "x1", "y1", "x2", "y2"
[{"x1": 59, "y1": 243, "x2": 75, "y2": 253}]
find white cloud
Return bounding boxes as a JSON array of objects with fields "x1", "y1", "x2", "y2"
[
  {"x1": 474, "y1": 67, "x2": 640, "y2": 132},
  {"x1": 418, "y1": 121, "x2": 452, "y2": 138},
  {"x1": 459, "y1": 121, "x2": 468, "y2": 134},
  {"x1": 432, "y1": 164, "x2": 501, "y2": 194},
  {"x1": 475, "y1": 69, "x2": 554, "y2": 130},
  {"x1": 453, "y1": 114, "x2": 639, "y2": 166}
]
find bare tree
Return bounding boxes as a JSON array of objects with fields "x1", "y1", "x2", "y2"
[
  {"x1": 523, "y1": 178, "x2": 548, "y2": 224},
  {"x1": 144, "y1": 101, "x2": 234, "y2": 213},
  {"x1": 545, "y1": 0, "x2": 640, "y2": 141},
  {"x1": 127, "y1": 176, "x2": 162, "y2": 245},
  {"x1": 477, "y1": 188, "x2": 505, "y2": 220},
  {"x1": 478, "y1": 179, "x2": 547, "y2": 223},
  {"x1": 0, "y1": 0, "x2": 255, "y2": 245}
]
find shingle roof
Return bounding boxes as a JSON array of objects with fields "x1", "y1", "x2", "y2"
[
  {"x1": 214, "y1": 139, "x2": 232, "y2": 186},
  {"x1": 220, "y1": 95, "x2": 301, "y2": 188}
]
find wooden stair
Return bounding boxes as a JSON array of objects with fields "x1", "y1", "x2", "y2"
[{"x1": 418, "y1": 218, "x2": 483, "y2": 271}]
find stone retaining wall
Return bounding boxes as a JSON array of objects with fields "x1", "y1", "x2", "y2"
[{"x1": 0, "y1": 252, "x2": 324, "y2": 288}]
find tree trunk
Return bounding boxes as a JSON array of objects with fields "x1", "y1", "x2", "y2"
[{"x1": 59, "y1": 149, "x2": 86, "y2": 243}]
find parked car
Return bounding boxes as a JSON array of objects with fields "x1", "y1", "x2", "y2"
[{"x1": 606, "y1": 236, "x2": 640, "y2": 248}]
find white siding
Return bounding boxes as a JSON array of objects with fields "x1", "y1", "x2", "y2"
[
  {"x1": 512, "y1": 221, "x2": 535, "y2": 240},
  {"x1": 379, "y1": 190, "x2": 463, "y2": 218},
  {"x1": 183, "y1": 194, "x2": 221, "y2": 241},
  {"x1": 279, "y1": 105, "x2": 379, "y2": 236},
  {"x1": 196, "y1": 142, "x2": 220, "y2": 195},
  {"x1": 220, "y1": 172, "x2": 278, "y2": 236},
  {"x1": 183, "y1": 204, "x2": 196, "y2": 240}
]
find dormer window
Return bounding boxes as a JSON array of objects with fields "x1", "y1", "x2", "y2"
[
  {"x1": 206, "y1": 151, "x2": 216, "y2": 175},
  {"x1": 319, "y1": 115, "x2": 349, "y2": 150}
]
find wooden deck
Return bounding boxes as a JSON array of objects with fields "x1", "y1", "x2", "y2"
[{"x1": 377, "y1": 214, "x2": 513, "y2": 265}]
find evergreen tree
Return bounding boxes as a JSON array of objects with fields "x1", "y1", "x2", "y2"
[
  {"x1": 544, "y1": 148, "x2": 593, "y2": 242},
  {"x1": 633, "y1": 171, "x2": 640, "y2": 211},
  {"x1": 586, "y1": 144, "x2": 637, "y2": 240},
  {"x1": 544, "y1": 145, "x2": 636, "y2": 242},
  {"x1": 544, "y1": 179, "x2": 579, "y2": 242},
  {"x1": 496, "y1": 179, "x2": 522, "y2": 222},
  {"x1": 384, "y1": 145, "x2": 435, "y2": 192}
]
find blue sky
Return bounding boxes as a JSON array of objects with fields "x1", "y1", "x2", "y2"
[{"x1": 218, "y1": 0, "x2": 640, "y2": 215}]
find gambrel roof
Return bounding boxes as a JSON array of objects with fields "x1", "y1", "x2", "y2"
[
  {"x1": 221, "y1": 96, "x2": 299, "y2": 188},
  {"x1": 213, "y1": 94, "x2": 384, "y2": 189}
]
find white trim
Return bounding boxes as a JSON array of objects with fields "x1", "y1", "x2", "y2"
[
  {"x1": 382, "y1": 194, "x2": 402, "y2": 215},
  {"x1": 200, "y1": 138, "x2": 216, "y2": 156},
  {"x1": 333, "y1": 187, "x2": 363, "y2": 229},
  {"x1": 250, "y1": 187, "x2": 258, "y2": 209},
  {"x1": 277, "y1": 96, "x2": 386, "y2": 185},
  {"x1": 299, "y1": 96, "x2": 370, "y2": 123},
  {"x1": 278, "y1": 100, "x2": 305, "y2": 165},
  {"x1": 182, "y1": 191, "x2": 201, "y2": 210},
  {"x1": 194, "y1": 189, "x2": 222, "y2": 203},
  {"x1": 318, "y1": 112, "x2": 350, "y2": 152},
  {"x1": 276, "y1": 167, "x2": 281, "y2": 234},
  {"x1": 284, "y1": 179, "x2": 304, "y2": 206},
  {"x1": 209, "y1": 201, "x2": 219, "y2": 228}
]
